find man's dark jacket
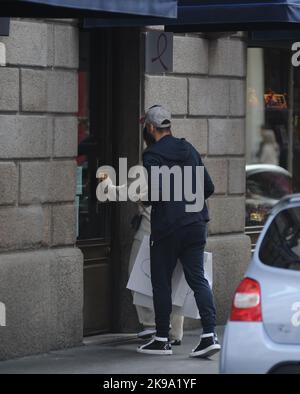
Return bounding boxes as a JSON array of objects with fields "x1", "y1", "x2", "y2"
[{"x1": 143, "y1": 134, "x2": 215, "y2": 242}]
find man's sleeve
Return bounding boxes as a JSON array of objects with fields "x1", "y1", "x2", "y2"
[
  {"x1": 143, "y1": 151, "x2": 162, "y2": 204},
  {"x1": 197, "y1": 151, "x2": 215, "y2": 200}
]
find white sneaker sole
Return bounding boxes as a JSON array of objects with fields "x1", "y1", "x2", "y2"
[
  {"x1": 189, "y1": 344, "x2": 221, "y2": 358},
  {"x1": 137, "y1": 348, "x2": 173, "y2": 355}
]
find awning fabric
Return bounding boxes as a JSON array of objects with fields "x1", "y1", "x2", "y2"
[
  {"x1": 16, "y1": 0, "x2": 177, "y2": 18},
  {"x1": 84, "y1": 1, "x2": 300, "y2": 30},
  {"x1": 249, "y1": 29, "x2": 300, "y2": 41},
  {"x1": 171, "y1": 0, "x2": 300, "y2": 25}
]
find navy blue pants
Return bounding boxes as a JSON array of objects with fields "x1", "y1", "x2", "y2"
[{"x1": 150, "y1": 221, "x2": 216, "y2": 338}]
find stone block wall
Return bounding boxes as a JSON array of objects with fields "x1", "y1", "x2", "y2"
[
  {"x1": 143, "y1": 32, "x2": 251, "y2": 327},
  {"x1": 0, "y1": 18, "x2": 83, "y2": 360},
  {"x1": 0, "y1": 20, "x2": 253, "y2": 356}
]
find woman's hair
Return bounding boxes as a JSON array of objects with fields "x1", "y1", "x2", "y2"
[{"x1": 143, "y1": 127, "x2": 155, "y2": 147}]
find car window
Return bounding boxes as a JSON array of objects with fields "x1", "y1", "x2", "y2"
[
  {"x1": 259, "y1": 207, "x2": 300, "y2": 270},
  {"x1": 247, "y1": 172, "x2": 292, "y2": 200}
]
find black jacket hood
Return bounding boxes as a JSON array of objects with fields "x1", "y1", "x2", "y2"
[{"x1": 146, "y1": 135, "x2": 191, "y2": 163}]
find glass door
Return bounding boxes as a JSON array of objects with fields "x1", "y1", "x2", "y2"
[{"x1": 77, "y1": 30, "x2": 113, "y2": 336}]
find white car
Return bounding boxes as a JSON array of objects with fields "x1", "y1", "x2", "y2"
[{"x1": 220, "y1": 194, "x2": 300, "y2": 374}]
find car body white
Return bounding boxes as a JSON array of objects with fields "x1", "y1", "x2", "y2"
[{"x1": 220, "y1": 194, "x2": 300, "y2": 374}]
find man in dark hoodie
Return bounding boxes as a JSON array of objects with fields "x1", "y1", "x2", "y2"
[{"x1": 137, "y1": 105, "x2": 220, "y2": 358}]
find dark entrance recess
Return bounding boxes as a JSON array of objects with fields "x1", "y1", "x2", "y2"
[{"x1": 76, "y1": 28, "x2": 141, "y2": 336}]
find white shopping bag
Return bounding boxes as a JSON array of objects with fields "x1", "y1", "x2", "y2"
[
  {"x1": 133, "y1": 292, "x2": 153, "y2": 310},
  {"x1": 126, "y1": 236, "x2": 153, "y2": 297},
  {"x1": 127, "y1": 235, "x2": 213, "y2": 319},
  {"x1": 126, "y1": 236, "x2": 189, "y2": 306}
]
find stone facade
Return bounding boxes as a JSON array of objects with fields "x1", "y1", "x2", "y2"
[
  {"x1": 0, "y1": 19, "x2": 252, "y2": 360},
  {"x1": 0, "y1": 18, "x2": 83, "y2": 360},
  {"x1": 143, "y1": 32, "x2": 251, "y2": 327}
]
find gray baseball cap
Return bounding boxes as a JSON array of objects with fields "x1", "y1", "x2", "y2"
[{"x1": 144, "y1": 105, "x2": 171, "y2": 128}]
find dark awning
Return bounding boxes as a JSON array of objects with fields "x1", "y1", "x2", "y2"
[
  {"x1": 172, "y1": 1, "x2": 300, "y2": 26},
  {"x1": 84, "y1": 1, "x2": 300, "y2": 31},
  {"x1": 247, "y1": 29, "x2": 300, "y2": 49},
  {"x1": 249, "y1": 30, "x2": 300, "y2": 41},
  {"x1": 15, "y1": 0, "x2": 177, "y2": 18}
]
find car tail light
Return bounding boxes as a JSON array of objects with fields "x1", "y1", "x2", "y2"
[{"x1": 230, "y1": 278, "x2": 262, "y2": 322}]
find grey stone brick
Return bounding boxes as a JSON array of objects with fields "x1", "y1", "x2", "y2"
[
  {"x1": 20, "y1": 160, "x2": 76, "y2": 204},
  {"x1": 53, "y1": 117, "x2": 78, "y2": 157},
  {"x1": 0, "y1": 163, "x2": 18, "y2": 205},
  {"x1": 49, "y1": 247, "x2": 83, "y2": 349},
  {"x1": 189, "y1": 77, "x2": 229, "y2": 116},
  {"x1": 21, "y1": 69, "x2": 47, "y2": 112},
  {"x1": 208, "y1": 119, "x2": 245, "y2": 155},
  {"x1": 19, "y1": 162, "x2": 49, "y2": 204},
  {"x1": 208, "y1": 196, "x2": 245, "y2": 234},
  {"x1": 47, "y1": 70, "x2": 78, "y2": 113},
  {"x1": 43, "y1": 205, "x2": 51, "y2": 247},
  {"x1": 21, "y1": 69, "x2": 78, "y2": 113},
  {"x1": 206, "y1": 234, "x2": 251, "y2": 324},
  {"x1": 0, "y1": 206, "x2": 49, "y2": 250},
  {"x1": 52, "y1": 204, "x2": 76, "y2": 246},
  {"x1": 0, "y1": 247, "x2": 83, "y2": 360},
  {"x1": 173, "y1": 36, "x2": 208, "y2": 74},
  {"x1": 172, "y1": 118, "x2": 208, "y2": 154},
  {"x1": 48, "y1": 160, "x2": 76, "y2": 202},
  {"x1": 228, "y1": 158, "x2": 246, "y2": 194},
  {"x1": 204, "y1": 158, "x2": 227, "y2": 195},
  {"x1": 0, "y1": 115, "x2": 52, "y2": 159},
  {"x1": 146, "y1": 25, "x2": 164, "y2": 31},
  {"x1": 209, "y1": 38, "x2": 246, "y2": 77},
  {"x1": 0, "y1": 20, "x2": 48, "y2": 66},
  {"x1": 229, "y1": 79, "x2": 246, "y2": 116},
  {"x1": 0, "y1": 67, "x2": 19, "y2": 111},
  {"x1": 47, "y1": 23, "x2": 54, "y2": 66},
  {"x1": 46, "y1": 18, "x2": 78, "y2": 25},
  {"x1": 231, "y1": 32, "x2": 245, "y2": 38},
  {"x1": 0, "y1": 249, "x2": 54, "y2": 359},
  {"x1": 144, "y1": 75, "x2": 187, "y2": 115},
  {"x1": 54, "y1": 25, "x2": 79, "y2": 68}
]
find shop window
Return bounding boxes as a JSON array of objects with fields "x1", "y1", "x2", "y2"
[
  {"x1": 246, "y1": 46, "x2": 300, "y2": 228},
  {"x1": 76, "y1": 31, "x2": 111, "y2": 240}
]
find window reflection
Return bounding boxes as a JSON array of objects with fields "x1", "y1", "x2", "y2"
[
  {"x1": 259, "y1": 207, "x2": 300, "y2": 270},
  {"x1": 246, "y1": 47, "x2": 296, "y2": 228}
]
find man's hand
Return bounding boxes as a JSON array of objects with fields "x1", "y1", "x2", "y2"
[{"x1": 98, "y1": 172, "x2": 109, "y2": 183}]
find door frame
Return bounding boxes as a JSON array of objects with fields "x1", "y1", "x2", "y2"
[{"x1": 78, "y1": 27, "x2": 142, "y2": 334}]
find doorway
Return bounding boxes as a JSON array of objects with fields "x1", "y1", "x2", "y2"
[{"x1": 76, "y1": 28, "x2": 141, "y2": 336}]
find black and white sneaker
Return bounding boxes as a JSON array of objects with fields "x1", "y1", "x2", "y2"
[
  {"x1": 190, "y1": 333, "x2": 221, "y2": 358},
  {"x1": 137, "y1": 329, "x2": 156, "y2": 340},
  {"x1": 137, "y1": 336, "x2": 172, "y2": 355}
]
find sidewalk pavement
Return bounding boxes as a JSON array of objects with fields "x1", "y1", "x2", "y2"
[{"x1": 0, "y1": 327, "x2": 224, "y2": 374}]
